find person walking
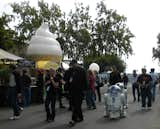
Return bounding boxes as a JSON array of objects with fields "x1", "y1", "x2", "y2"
[
  {"x1": 149, "y1": 68, "x2": 158, "y2": 102},
  {"x1": 8, "y1": 65, "x2": 22, "y2": 120},
  {"x1": 95, "y1": 72, "x2": 102, "y2": 102},
  {"x1": 56, "y1": 68, "x2": 65, "y2": 108},
  {"x1": 22, "y1": 69, "x2": 31, "y2": 106},
  {"x1": 65, "y1": 59, "x2": 88, "y2": 127},
  {"x1": 109, "y1": 66, "x2": 122, "y2": 85},
  {"x1": 131, "y1": 70, "x2": 140, "y2": 102},
  {"x1": 137, "y1": 68, "x2": 152, "y2": 110},
  {"x1": 44, "y1": 69, "x2": 59, "y2": 122},
  {"x1": 86, "y1": 70, "x2": 96, "y2": 110},
  {"x1": 36, "y1": 70, "x2": 44, "y2": 104},
  {"x1": 122, "y1": 73, "x2": 128, "y2": 88},
  {"x1": 63, "y1": 68, "x2": 72, "y2": 111}
]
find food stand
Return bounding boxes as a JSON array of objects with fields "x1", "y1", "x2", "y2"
[
  {"x1": 27, "y1": 22, "x2": 62, "y2": 69},
  {"x1": 0, "y1": 49, "x2": 23, "y2": 106}
]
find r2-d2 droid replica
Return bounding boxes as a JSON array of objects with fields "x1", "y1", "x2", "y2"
[
  {"x1": 116, "y1": 82, "x2": 128, "y2": 108},
  {"x1": 104, "y1": 84, "x2": 126, "y2": 119}
]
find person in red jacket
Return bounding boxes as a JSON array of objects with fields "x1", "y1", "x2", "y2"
[{"x1": 86, "y1": 70, "x2": 96, "y2": 110}]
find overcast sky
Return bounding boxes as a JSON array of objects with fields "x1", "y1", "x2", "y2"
[{"x1": 1, "y1": 0, "x2": 160, "y2": 73}]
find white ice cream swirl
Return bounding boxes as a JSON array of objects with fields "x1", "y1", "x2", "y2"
[{"x1": 27, "y1": 23, "x2": 62, "y2": 60}]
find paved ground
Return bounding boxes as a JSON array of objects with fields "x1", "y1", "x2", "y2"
[{"x1": 1, "y1": 85, "x2": 160, "y2": 129}]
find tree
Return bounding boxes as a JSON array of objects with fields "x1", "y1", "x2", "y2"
[
  {"x1": 8, "y1": 0, "x2": 134, "y2": 63},
  {"x1": 10, "y1": 0, "x2": 64, "y2": 56},
  {"x1": 153, "y1": 33, "x2": 160, "y2": 62},
  {"x1": 64, "y1": 3, "x2": 92, "y2": 60},
  {"x1": 0, "y1": 13, "x2": 15, "y2": 50},
  {"x1": 90, "y1": 1, "x2": 134, "y2": 57},
  {"x1": 84, "y1": 54, "x2": 126, "y2": 72}
]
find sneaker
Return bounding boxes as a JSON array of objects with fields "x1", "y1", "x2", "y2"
[
  {"x1": 60, "y1": 105, "x2": 66, "y2": 109},
  {"x1": 147, "y1": 107, "x2": 152, "y2": 110},
  {"x1": 50, "y1": 117, "x2": 55, "y2": 122},
  {"x1": 46, "y1": 119, "x2": 51, "y2": 122},
  {"x1": 76, "y1": 118, "x2": 84, "y2": 122},
  {"x1": 141, "y1": 107, "x2": 146, "y2": 110},
  {"x1": 9, "y1": 116, "x2": 15, "y2": 120},
  {"x1": 19, "y1": 107, "x2": 24, "y2": 111},
  {"x1": 9, "y1": 115, "x2": 20, "y2": 120},
  {"x1": 68, "y1": 121, "x2": 76, "y2": 127},
  {"x1": 92, "y1": 106, "x2": 96, "y2": 110},
  {"x1": 14, "y1": 115, "x2": 20, "y2": 120},
  {"x1": 87, "y1": 106, "x2": 92, "y2": 110}
]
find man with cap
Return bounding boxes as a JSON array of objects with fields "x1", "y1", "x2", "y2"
[{"x1": 64, "y1": 59, "x2": 88, "y2": 127}]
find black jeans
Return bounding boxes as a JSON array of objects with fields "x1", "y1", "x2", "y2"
[
  {"x1": 132, "y1": 83, "x2": 140, "y2": 101},
  {"x1": 45, "y1": 92, "x2": 56, "y2": 120},
  {"x1": 140, "y1": 87, "x2": 152, "y2": 107},
  {"x1": 71, "y1": 94, "x2": 83, "y2": 122},
  {"x1": 8, "y1": 87, "x2": 20, "y2": 116},
  {"x1": 37, "y1": 87, "x2": 44, "y2": 104},
  {"x1": 96, "y1": 86, "x2": 101, "y2": 102},
  {"x1": 57, "y1": 89, "x2": 63, "y2": 107}
]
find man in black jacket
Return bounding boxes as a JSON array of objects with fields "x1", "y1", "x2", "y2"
[
  {"x1": 64, "y1": 60, "x2": 88, "y2": 127},
  {"x1": 109, "y1": 66, "x2": 122, "y2": 85},
  {"x1": 22, "y1": 69, "x2": 31, "y2": 106}
]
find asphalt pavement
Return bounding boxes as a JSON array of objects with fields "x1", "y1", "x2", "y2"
[{"x1": 1, "y1": 85, "x2": 160, "y2": 129}]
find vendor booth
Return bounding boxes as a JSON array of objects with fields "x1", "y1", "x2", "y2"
[
  {"x1": 0, "y1": 48, "x2": 23, "y2": 61},
  {"x1": 0, "y1": 49, "x2": 23, "y2": 106},
  {"x1": 27, "y1": 22, "x2": 62, "y2": 69}
]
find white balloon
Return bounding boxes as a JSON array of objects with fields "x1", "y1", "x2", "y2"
[
  {"x1": 89, "y1": 63, "x2": 100, "y2": 72},
  {"x1": 62, "y1": 62, "x2": 69, "y2": 70}
]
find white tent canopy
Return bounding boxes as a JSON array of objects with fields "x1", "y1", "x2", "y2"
[{"x1": 0, "y1": 48, "x2": 23, "y2": 61}]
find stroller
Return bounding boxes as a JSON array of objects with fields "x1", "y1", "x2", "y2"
[{"x1": 104, "y1": 84, "x2": 126, "y2": 119}]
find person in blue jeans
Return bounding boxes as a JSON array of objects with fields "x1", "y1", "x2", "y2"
[
  {"x1": 150, "y1": 68, "x2": 158, "y2": 102},
  {"x1": 86, "y1": 70, "x2": 96, "y2": 110},
  {"x1": 131, "y1": 70, "x2": 140, "y2": 102}
]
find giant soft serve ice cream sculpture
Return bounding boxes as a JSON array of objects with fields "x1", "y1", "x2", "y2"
[{"x1": 27, "y1": 23, "x2": 62, "y2": 69}]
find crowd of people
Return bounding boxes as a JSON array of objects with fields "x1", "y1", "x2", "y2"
[
  {"x1": 7, "y1": 61, "x2": 160, "y2": 127},
  {"x1": 8, "y1": 65, "x2": 32, "y2": 120},
  {"x1": 130, "y1": 68, "x2": 159, "y2": 110},
  {"x1": 7, "y1": 60, "x2": 100, "y2": 127}
]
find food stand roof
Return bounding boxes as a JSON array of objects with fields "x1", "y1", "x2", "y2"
[{"x1": 0, "y1": 48, "x2": 23, "y2": 61}]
